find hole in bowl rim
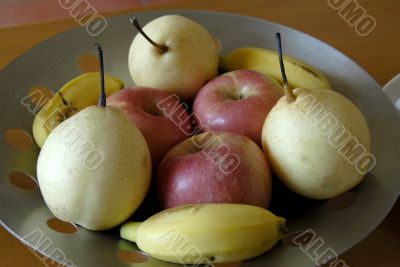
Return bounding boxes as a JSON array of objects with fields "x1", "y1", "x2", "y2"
[{"x1": 8, "y1": 170, "x2": 38, "y2": 191}]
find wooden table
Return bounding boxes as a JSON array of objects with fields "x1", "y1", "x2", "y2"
[{"x1": 1, "y1": 0, "x2": 399, "y2": 266}]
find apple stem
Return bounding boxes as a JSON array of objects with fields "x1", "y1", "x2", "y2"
[
  {"x1": 95, "y1": 43, "x2": 106, "y2": 107},
  {"x1": 275, "y1": 32, "x2": 296, "y2": 103},
  {"x1": 129, "y1": 16, "x2": 169, "y2": 54}
]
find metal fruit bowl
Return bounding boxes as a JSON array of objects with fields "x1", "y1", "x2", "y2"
[{"x1": 1, "y1": 11, "x2": 399, "y2": 267}]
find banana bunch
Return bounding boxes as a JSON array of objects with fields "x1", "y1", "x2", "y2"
[
  {"x1": 220, "y1": 47, "x2": 331, "y2": 91},
  {"x1": 121, "y1": 203, "x2": 286, "y2": 264},
  {"x1": 32, "y1": 73, "x2": 124, "y2": 147}
]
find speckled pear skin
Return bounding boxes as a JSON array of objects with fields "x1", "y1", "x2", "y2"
[
  {"x1": 262, "y1": 88, "x2": 371, "y2": 199},
  {"x1": 37, "y1": 106, "x2": 152, "y2": 230},
  {"x1": 128, "y1": 15, "x2": 219, "y2": 101}
]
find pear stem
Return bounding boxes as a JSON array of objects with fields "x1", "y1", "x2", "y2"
[
  {"x1": 129, "y1": 16, "x2": 168, "y2": 54},
  {"x1": 275, "y1": 32, "x2": 296, "y2": 103},
  {"x1": 95, "y1": 43, "x2": 106, "y2": 107}
]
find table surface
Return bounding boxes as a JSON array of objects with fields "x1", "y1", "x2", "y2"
[{"x1": 0, "y1": 0, "x2": 399, "y2": 266}]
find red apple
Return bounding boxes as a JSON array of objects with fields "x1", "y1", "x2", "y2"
[
  {"x1": 107, "y1": 87, "x2": 193, "y2": 168},
  {"x1": 193, "y1": 70, "x2": 283, "y2": 145},
  {"x1": 157, "y1": 131, "x2": 272, "y2": 209}
]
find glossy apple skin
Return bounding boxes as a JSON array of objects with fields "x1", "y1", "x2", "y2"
[
  {"x1": 193, "y1": 70, "x2": 283, "y2": 145},
  {"x1": 108, "y1": 87, "x2": 193, "y2": 168},
  {"x1": 157, "y1": 132, "x2": 272, "y2": 209}
]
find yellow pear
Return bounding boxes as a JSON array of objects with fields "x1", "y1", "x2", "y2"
[
  {"x1": 261, "y1": 33, "x2": 372, "y2": 199},
  {"x1": 37, "y1": 44, "x2": 151, "y2": 230},
  {"x1": 128, "y1": 15, "x2": 219, "y2": 101}
]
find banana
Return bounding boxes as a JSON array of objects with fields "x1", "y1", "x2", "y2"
[
  {"x1": 220, "y1": 47, "x2": 331, "y2": 91},
  {"x1": 32, "y1": 73, "x2": 124, "y2": 148},
  {"x1": 120, "y1": 203, "x2": 286, "y2": 264}
]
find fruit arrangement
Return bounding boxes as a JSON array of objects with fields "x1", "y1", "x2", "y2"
[{"x1": 32, "y1": 15, "x2": 372, "y2": 265}]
